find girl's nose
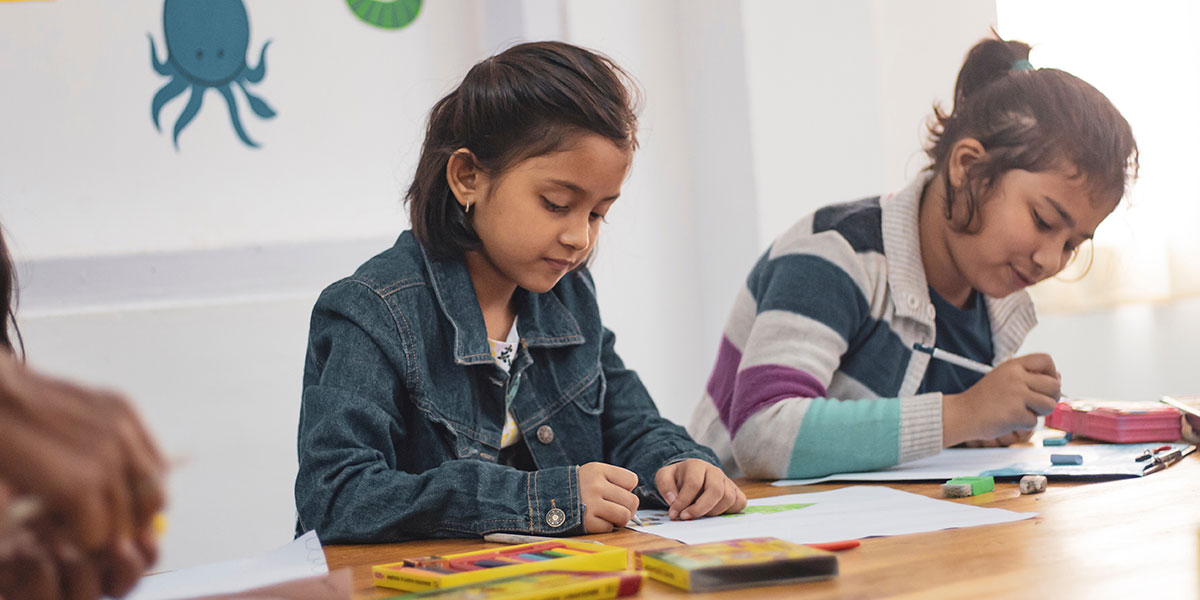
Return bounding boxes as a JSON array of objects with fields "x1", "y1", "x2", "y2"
[
  {"x1": 1032, "y1": 237, "x2": 1067, "y2": 278},
  {"x1": 560, "y1": 214, "x2": 590, "y2": 250}
]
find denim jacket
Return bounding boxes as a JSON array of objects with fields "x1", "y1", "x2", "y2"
[{"x1": 295, "y1": 231, "x2": 718, "y2": 543}]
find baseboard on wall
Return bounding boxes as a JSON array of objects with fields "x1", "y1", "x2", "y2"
[{"x1": 14, "y1": 236, "x2": 397, "y2": 318}]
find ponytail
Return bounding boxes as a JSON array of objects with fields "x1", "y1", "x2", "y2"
[{"x1": 926, "y1": 37, "x2": 1138, "y2": 232}]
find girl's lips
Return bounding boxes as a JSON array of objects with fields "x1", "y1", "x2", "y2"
[
  {"x1": 1011, "y1": 265, "x2": 1033, "y2": 287},
  {"x1": 544, "y1": 258, "x2": 572, "y2": 271}
]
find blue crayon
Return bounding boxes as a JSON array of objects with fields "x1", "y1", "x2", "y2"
[{"x1": 1050, "y1": 453, "x2": 1083, "y2": 465}]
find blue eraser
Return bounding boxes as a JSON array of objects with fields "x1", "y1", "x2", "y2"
[
  {"x1": 1050, "y1": 453, "x2": 1083, "y2": 465},
  {"x1": 1043, "y1": 436, "x2": 1069, "y2": 446}
]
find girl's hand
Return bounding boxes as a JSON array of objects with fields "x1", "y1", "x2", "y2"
[
  {"x1": 654, "y1": 459, "x2": 746, "y2": 521},
  {"x1": 943, "y1": 353, "x2": 1060, "y2": 447},
  {"x1": 0, "y1": 353, "x2": 166, "y2": 554},
  {"x1": 578, "y1": 462, "x2": 639, "y2": 533}
]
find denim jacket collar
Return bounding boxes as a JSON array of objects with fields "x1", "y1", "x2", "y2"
[{"x1": 418, "y1": 243, "x2": 585, "y2": 366}]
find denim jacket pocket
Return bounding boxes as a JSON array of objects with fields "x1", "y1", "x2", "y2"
[{"x1": 568, "y1": 367, "x2": 605, "y2": 416}]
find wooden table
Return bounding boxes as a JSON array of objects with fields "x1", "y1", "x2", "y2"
[{"x1": 326, "y1": 454, "x2": 1200, "y2": 598}]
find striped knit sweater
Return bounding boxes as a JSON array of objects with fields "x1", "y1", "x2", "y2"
[{"x1": 688, "y1": 173, "x2": 1038, "y2": 479}]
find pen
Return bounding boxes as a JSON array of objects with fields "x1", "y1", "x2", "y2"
[{"x1": 912, "y1": 343, "x2": 993, "y2": 375}]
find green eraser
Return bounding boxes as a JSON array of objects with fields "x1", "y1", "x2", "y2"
[{"x1": 946, "y1": 476, "x2": 994, "y2": 495}]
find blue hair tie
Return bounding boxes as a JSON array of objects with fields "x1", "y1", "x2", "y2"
[{"x1": 1012, "y1": 59, "x2": 1034, "y2": 71}]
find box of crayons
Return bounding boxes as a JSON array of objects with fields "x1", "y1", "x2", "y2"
[
  {"x1": 372, "y1": 540, "x2": 627, "y2": 592},
  {"x1": 1046, "y1": 398, "x2": 1181, "y2": 443},
  {"x1": 381, "y1": 570, "x2": 644, "y2": 600},
  {"x1": 636, "y1": 537, "x2": 838, "y2": 592}
]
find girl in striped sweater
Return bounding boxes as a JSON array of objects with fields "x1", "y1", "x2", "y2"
[{"x1": 689, "y1": 37, "x2": 1138, "y2": 479}]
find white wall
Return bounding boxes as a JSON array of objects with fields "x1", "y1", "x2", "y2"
[
  {"x1": 1024, "y1": 298, "x2": 1200, "y2": 402},
  {"x1": 742, "y1": 0, "x2": 998, "y2": 241}
]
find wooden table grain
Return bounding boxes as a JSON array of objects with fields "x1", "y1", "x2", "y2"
[{"x1": 325, "y1": 454, "x2": 1200, "y2": 599}]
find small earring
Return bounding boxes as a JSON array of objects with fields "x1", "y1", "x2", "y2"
[{"x1": 464, "y1": 202, "x2": 472, "y2": 214}]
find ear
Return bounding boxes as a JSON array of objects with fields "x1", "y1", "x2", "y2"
[
  {"x1": 445, "y1": 149, "x2": 488, "y2": 210},
  {"x1": 947, "y1": 138, "x2": 986, "y2": 189}
]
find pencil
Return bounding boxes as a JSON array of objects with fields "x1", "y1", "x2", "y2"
[
  {"x1": 913, "y1": 343, "x2": 1072, "y2": 400},
  {"x1": 912, "y1": 343, "x2": 992, "y2": 375}
]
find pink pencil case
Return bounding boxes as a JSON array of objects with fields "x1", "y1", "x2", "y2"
[{"x1": 1045, "y1": 399, "x2": 1181, "y2": 443}]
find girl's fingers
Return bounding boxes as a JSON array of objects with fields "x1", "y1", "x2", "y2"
[
  {"x1": 53, "y1": 540, "x2": 101, "y2": 600},
  {"x1": 668, "y1": 467, "x2": 705, "y2": 519},
  {"x1": 705, "y1": 482, "x2": 737, "y2": 517},
  {"x1": 732, "y1": 485, "x2": 748, "y2": 513},
  {"x1": 678, "y1": 471, "x2": 723, "y2": 520},
  {"x1": 654, "y1": 468, "x2": 679, "y2": 506},
  {"x1": 599, "y1": 464, "x2": 638, "y2": 491},
  {"x1": 99, "y1": 536, "x2": 148, "y2": 598},
  {"x1": 599, "y1": 485, "x2": 639, "y2": 521},
  {"x1": 585, "y1": 500, "x2": 632, "y2": 532}
]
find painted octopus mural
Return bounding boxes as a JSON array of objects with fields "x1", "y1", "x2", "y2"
[{"x1": 148, "y1": 0, "x2": 276, "y2": 149}]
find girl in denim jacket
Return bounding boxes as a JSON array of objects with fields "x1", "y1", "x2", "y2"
[{"x1": 295, "y1": 41, "x2": 745, "y2": 543}]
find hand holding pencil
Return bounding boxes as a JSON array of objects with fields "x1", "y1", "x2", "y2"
[{"x1": 941, "y1": 352, "x2": 1061, "y2": 447}]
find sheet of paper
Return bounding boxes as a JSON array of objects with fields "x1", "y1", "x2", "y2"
[
  {"x1": 122, "y1": 530, "x2": 330, "y2": 600},
  {"x1": 773, "y1": 443, "x2": 1193, "y2": 486},
  {"x1": 631, "y1": 486, "x2": 1035, "y2": 545},
  {"x1": 187, "y1": 569, "x2": 351, "y2": 600}
]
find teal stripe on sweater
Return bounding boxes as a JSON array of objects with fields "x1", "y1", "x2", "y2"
[{"x1": 786, "y1": 396, "x2": 901, "y2": 478}]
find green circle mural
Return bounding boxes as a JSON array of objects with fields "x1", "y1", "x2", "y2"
[{"x1": 346, "y1": 0, "x2": 422, "y2": 30}]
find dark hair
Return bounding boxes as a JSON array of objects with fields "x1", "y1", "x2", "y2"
[
  {"x1": 406, "y1": 41, "x2": 640, "y2": 257},
  {"x1": 0, "y1": 226, "x2": 22, "y2": 356},
  {"x1": 926, "y1": 37, "x2": 1139, "y2": 232}
]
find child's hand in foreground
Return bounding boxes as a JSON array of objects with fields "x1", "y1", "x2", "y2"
[{"x1": 655, "y1": 459, "x2": 746, "y2": 521}]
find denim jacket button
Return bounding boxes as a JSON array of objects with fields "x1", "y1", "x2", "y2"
[
  {"x1": 545, "y1": 507, "x2": 566, "y2": 527},
  {"x1": 536, "y1": 425, "x2": 555, "y2": 444}
]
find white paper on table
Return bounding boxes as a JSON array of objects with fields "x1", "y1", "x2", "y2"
[
  {"x1": 121, "y1": 530, "x2": 330, "y2": 600},
  {"x1": 630, "y1": 486, "x2": 1035, "y2": 545},
  {"x1": 771, "y1": 444, "x2": 1191, "y2": 486}
]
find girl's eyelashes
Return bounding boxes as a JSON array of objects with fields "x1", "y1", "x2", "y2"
[
  {"x1": 542, "y1": 197, "x2": 569, "y2": 213},
  {"x1": 589, "y1": 212, "x2": 608, "y2": 223},
  {"x1": 1032, "y1": 210, "x2": 1053, "y2": 231}
]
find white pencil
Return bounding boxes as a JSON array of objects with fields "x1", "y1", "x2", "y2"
[{"x1": 912, "y1": 343, "x2": 993, "y2": 375}]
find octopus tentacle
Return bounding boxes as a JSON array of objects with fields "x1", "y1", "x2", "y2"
[
  {"x1": 151, "y1": 77, "x2": 189, "y2": 132},
  {"x1": 217, "y1": 84, "x2": 258, "y2": 148},
  {"x1": 243, "y1": 40, "x2": 271, "y2": 83},
  {"x1": 173, "y1": 86, "x2": 206, "y2": 150},
  {"x1": 147, "y1": 34, "x2": 173, "y2": 76},
  {"x1": 235, "y1": 80, "x2": 276, "y2": 119}
]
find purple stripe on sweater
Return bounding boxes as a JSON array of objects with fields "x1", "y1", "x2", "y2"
[
  {"x1": 706, "y1": 336, "x2": 743, "y2": 429},
  {"x1": 728, "y1": 364, "x2": 827, "y2": 437}
]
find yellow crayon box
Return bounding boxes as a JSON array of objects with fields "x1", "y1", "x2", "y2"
[
  {"x1": 636, "y1": 537, "x2": 838, "y2": 592},
  {"x1": 373, "y1": 539, "x2": 627, "y2": 592}
]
